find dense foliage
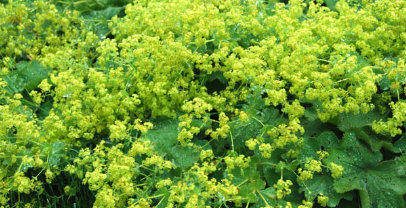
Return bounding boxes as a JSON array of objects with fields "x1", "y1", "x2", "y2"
[{"x1": 0, "y1": 0, "x2": 405, "y2": 207}]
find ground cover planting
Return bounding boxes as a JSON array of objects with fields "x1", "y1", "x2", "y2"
[{"x1": 0, "y1": 0, "x2": 405, "y2": 207}]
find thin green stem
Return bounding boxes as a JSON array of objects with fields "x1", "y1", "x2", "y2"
[
  {"x1": 257, "y1": 190, "x2": 270, "y2": 207},
  {"x1": 250, "y1": 115, "x2": 265, "y2": 127}
]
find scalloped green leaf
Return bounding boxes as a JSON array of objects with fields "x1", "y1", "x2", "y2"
[
  {"x1": 3, "y1": 61, "x2": 49, "y2": 94},
  {"x1": 261, "y1": 160, "x2": 302, "y2": 205},
  {"x1": 337, "y1": 109, "x2": 394, "y2": 152},
  {"x1": 228, "y1": 120, "x2": 261, "y2": 154},
  {"x1": 144, "y1": 118, "x2": 199, "y2": 169},
  {"x1": 230, "y1": 167, "x2": 265, "y2": 203},
  {"x1": 352, "y1": 127, "x2": 394, "y2": 152},
  {"x1": 17, "y1": 149, "x2": 34, "y2": 172},
  {"x1": 299, "y1": 174, "x2": 354, "y2": 207},
  {"x1": 81, "y1": 6, "x2": 124, "y2": 37},
  {"x1": 297, "y1": 131, "x2": 339, "y2": 163},
  {"x1": 153, "y1": 188, "x2": 170, "y2": 208},
  {"x1": 324, "y1": 132, "x2": 406, "y2": 208},
  {"x1": 337, "y1": 109, "x2": 385, "y2": 132},
  {"x1": 325, "y1": 0, "x2": 338, "y2": 10},
  {"x1": 48, "y1": 141, "x2": 67, "y2": 167},
  {"x1": 228, "y1": 89, "x2": 286, "y2": 154},
  {"x1": 250, "y1": 187, "x2": 300, "y2": 208},
  {"x1": 169, "y1": 145, "x2": 199, "y2": 169},
  {"x1": 393, "y1": 134, "x2": 406, "y2": 154},
  {"x1": 229, "y1": 106, "x2": 285, "y2": 154},
  {"x1": 144, "y1": 118, "x2": 179, "y2": 156}
]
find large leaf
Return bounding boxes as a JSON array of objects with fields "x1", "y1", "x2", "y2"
[
  {"x1": 337, "y1": 110, "x2": 394, "y2": 152},
  {"x1": 17, "y1": 149, "x2": 34, "y2": 172},
  {"x1": 301, "y1": 103, "x2": 343, "y2": 138},
  {"x1": 325, "y1": 0, "x2": 338, "y2": 10},
  {"x1": 81, "y1": 6, "x2": 123, "y2": 19},
  {"x1": 81, "y1": 7, "x2": 123, "y2": 37},
  {"x1": 393, "y1": 134, "x2": 406, "y2": 154},
  {"x1": 325, "y1": 132, "x2": 406, "y2": 208},
  {"x1": 297, "y1": 131, "x2": 339, "y2": 163},
  {"x1": 228, "y1": 106, "x2": 285, "y2": 155},
  {"x1": 202, "y1": 71, "x2": 228, "y2": 94},
  {"x1": 3, "y1": 61, "x2": 49, "y2": 94},
  {"x1": 153, "y1": 188, "x2": 171, "y2": 208},
  {"x1": 228, "y1": 89, "x2": 286, "y2": 154},
  {"x1": 145, "y1": 118, "x2": 199, "y2": 169},
  {"x1": 67, "y1": 0, "x2": 129, "y2": 12},
  {"x1": 37, "y1": 100, "x2": 53, "y2": 120},
  {"x1": 261, "y1": 160, "x2": 302, "y2": 206},
  {"x1": 48, "y1": 141, "x2": 67, "y2": 167},
  {"x1": 337, "y1": 110, "x2": 385, "y2": 132},
  {"x1": 144, "y1": 118, "x2": 179, "y2": 155},
  {"x1": 169, "y1": 145, "x2": 199, "y2": 169},
  {"x1": 299, "y1": 174, "x2": 354, "y2": 207},
  {"x1": 352, "y1": 127, "x2": 394, "y2": 152},
  {"x1": 228, "y1": 120, "x2": 261, "y2": 154},
  {"x1": 243, "y1": 86, "x2": 267, "y2": 114},
  {"x1": 250, "y1": 187, "x2": 301, "y2": 208},
  {"x1": 230, "y1": 167, "x2": 266, "y2": 204}
]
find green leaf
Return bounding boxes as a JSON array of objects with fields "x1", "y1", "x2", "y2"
[
  {"x1": 299, "y1": 175, "x2": 354, "y2": 207},
  {"x1": 261, "y1": 160, "x2": 302, "y2": 205},
  {"x1": 144, "y1": 118, "x2": 199, "y2": 169},
  {"x1": 169, "y1": 145, "x2": 199, "y2": 169},
  {"x1": 229, "y1": 25, "x2": 243, "y2": 42},
  {"x1": 3, "y1": 61, "x2": 49, "y2": 94},
  {"x1": 301, "y1": 118, "x2": 331, "y2": 138},
  {"x1": 230, "y1": 167, "x2": 265, "y2": 203},
  {"x1": 37, "y1": 100, "x2": 53, "y2": 120},
  {"x1": 18, "y1": 149, "x2": 34, "y2": 172},
  {"x1": 48, "y1": 141, "x2": 67, "y2": 167},
  {"x1": 250, "y1": 186, "x2": 300, "y2": 208},
  {"x1": 336, "y1": 198, "x2": 360, "y2": 208},
  {"x1": 203, "y1": 71, "x2": 228, "y2": 94},
  {"x1": 303, "y1": 105, "x2": 318, "y2": 122},
  {"x1": 378, "y1": 75, "x2": 392, "y2": 91},
  {"x1": 70, "y1": 0, "x2": 129, "y2": 12},
  {"x1": 228, "y1": 90, "x2": 285, "y2": 154},
  {"x1": 337, "y1": 110, "x2": 385, "y2": 132},
  {"x1": 144, "y1": 118, "x2": 179, "y2": 156},
  {"x1": 325, "y1": 132, "x2": 406, "y2": 208},
  {"x1": 336, "y1": 109, "x2": 393, "y2": 152},
  {"x1": 81, "y1": 6, "x2": 123, "y2": 37},
  {"x1": 260, "y1": 108, "x2": 286, "y2": 126},
  {"x1": 393, "y1": 134, "x2": 406, "y2": 154},
  {"x1": 325, "y1": 0, "x2": 338, "y2": 10},
  {"x1": 3, "y1": 73, "x2": 25, "y2": 93},
  {"x1": 153, "y1": 188, "x2": 170, "y2": 208},
  {"x1": 244, "y1": 86, "x2": 266, "y2": 113},
  {"x1": 301, "y1": 103, "x2": 342, "y2": 138},
  {"x1": 229, "y1": 120, "x2": 261, "y2": 154},
  {"x1": 81, "y1": 7, "x2": 123, "y2": 20},
  {"x1": 352, "y1": 127, "x2": 394, "y2": 152},
  {"x1": 252, "y1": 187, "x2": 277, "y2": 207},
  {"x1": 297, "y1": 131, "x2": 339, "y2": 163}
]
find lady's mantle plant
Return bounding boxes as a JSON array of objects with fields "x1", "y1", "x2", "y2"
[{"x1": 0, "y1": 0, "x2": 405, "y2": 207}]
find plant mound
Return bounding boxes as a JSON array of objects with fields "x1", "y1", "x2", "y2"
[{"x1": 0, "y1": 0, "x2": 405, "y2": 207}]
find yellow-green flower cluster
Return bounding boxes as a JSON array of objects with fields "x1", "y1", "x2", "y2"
[
  {"x1": 274, "y1": 179, "x2": 293, "y2": 200},
  {"x1": 1, "y1": 0, "x2": 405, "y2": 207},
  {"x1": 298, "y1": 159, "x2": 323, "y2": 182},
  {"x1": 373, "y1": 101, "x2": 406, "y2": 136},
  {"x1": 329, "y1": 162, "x2": 344, "y2": 179}
]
